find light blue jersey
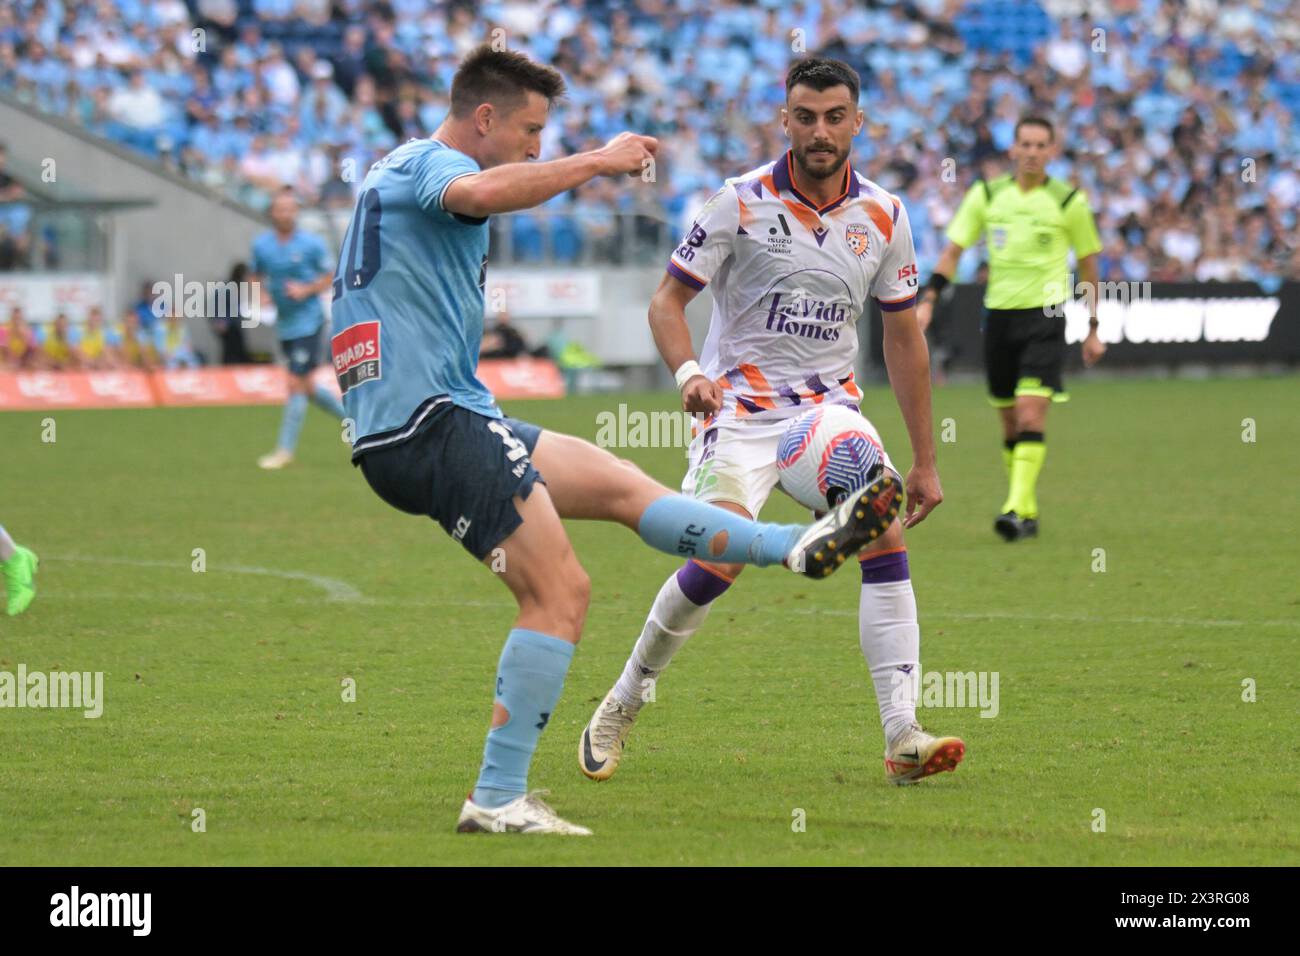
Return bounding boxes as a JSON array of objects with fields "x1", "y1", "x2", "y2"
[
  {"x1": 329, "y1": 138, "x2": 498, "y2": 454},
  {"x1": 251, "y1": 229, "x2": 331, "y2": 340}
]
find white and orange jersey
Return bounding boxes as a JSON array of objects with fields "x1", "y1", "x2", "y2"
[{"x1": 667, "y1": 150, "x2": 919, "y2": 423}]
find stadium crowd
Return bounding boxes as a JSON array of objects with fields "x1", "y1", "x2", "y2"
[{"x1": 1, "y1": 0, "x2": 1299, "y2": 285}]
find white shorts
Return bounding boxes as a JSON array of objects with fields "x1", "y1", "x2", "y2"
[{"x1": 680, "y1": 410, "x2": 895, "y2": 517}]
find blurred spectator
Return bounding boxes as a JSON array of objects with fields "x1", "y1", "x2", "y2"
[
  {"x1": 0, "y1": 143, "x2": 32, "y2": 271},
  {"x1": 132, "y1": 280, "x2": 160, "y2": 333},
  {"x1": 119, "y1": 310, "x2": 158, "y2": 370},
  {"x1": 107, "y1": 69, "x2": 168, "y2": 153},
  {"x1": 210, "y1": 262, "x2": 252, "y2": 365},
  {"x1": 80, "y1": 306, "x2": 124, "y2": 369},
  {"x1": 156, "y1": 313, "x2": 200, "y2": 369},
  {"x1": 480, "y1": 312, "x2": 531, "y2": 360},
  {"x1": 3, "y1": 307, "x2": 38, "y2": 370},
  {"x1": 37, "y1": 311, "x2": 82, "y2": 369}
]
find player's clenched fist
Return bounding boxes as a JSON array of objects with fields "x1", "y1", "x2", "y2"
[
  {"x1": 680, "y1": 375, "x2": 722, "y2": 414},
  {"x1": 596, "y1": 132, "x2": 658, "y2": 178}
]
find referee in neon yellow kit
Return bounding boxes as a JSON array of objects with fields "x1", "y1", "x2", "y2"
[{"x1": 918, "y1": 116, "x2": 1106, "y2": 541}]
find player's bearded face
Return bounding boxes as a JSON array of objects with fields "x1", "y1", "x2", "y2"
[
  {"x1": 793, "y1": 137, "x2": 850, "y2": 180},
  {"x1": 785, "y1": 85, "x2": 862, "y2": 181}
]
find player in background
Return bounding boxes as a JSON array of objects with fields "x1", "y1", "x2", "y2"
[
  {"x1": 330, "y1": 46, "x2": 897, "y2": 836},
  {"x1": 0, "y1": 524, "x2": 37, "y2": 616},
  {"x1": 251, "y1": 188, "x2": 345, "y2": 470},
  {"x1": 580, "y1": 58, "x2": 964, "y2": 788},
  {"x1": 917, "y1": 117, "x2": 1105, "y2": 540}
]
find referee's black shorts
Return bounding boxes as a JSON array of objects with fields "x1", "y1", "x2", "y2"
[{"x1": 981, "y1": 306, "x2": 1069, "y2": 407}]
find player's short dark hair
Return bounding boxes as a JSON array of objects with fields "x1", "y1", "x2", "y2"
[
  {"x1": 1014, "y1": 116, "x2": 1055, "y2": 142},
  {"x1": 450, "y1": 45, "x2": 566, "y2": 119},
  {"x1": 785, "y1": 57, "x2": 861, "y2": 104}
]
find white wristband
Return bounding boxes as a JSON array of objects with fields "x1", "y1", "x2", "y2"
[{"x1": 674, "y1": 359, "x2": 703, "y2": 391}]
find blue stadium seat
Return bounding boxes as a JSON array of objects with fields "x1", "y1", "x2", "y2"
[
  {"x1": 550, "y1": 216, "x2": 582, "y2": 264},
  {"x1": 510, "y1": 215, "x2": 544, "y2": 263}
]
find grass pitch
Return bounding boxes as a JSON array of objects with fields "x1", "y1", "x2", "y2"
[{"x1": 1, "y1": 376, "x2": 1297, "y2": 865}]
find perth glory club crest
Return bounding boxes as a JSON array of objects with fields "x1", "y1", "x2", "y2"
[{"x1": 846, "y1": 223, "x2": 871, "y2": 258}]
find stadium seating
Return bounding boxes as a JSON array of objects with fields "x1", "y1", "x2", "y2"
[{"x1": 1, "y1": 0, "x2": 1298, "y2": 282}]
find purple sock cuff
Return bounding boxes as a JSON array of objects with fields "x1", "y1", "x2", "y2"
[
  {"x1": 676, "y1": 560, "x2": 733, "y2": 605},
  {"x1": 860, "y1": 549, "x2": 910, "y2": 584}
]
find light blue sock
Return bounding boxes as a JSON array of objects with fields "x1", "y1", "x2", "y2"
[
  {"x1": 637, "y1": 495, "x2": 803, "y2": 567},
  {"x1": 311, "y1": 384, "x2": 345, "y2": 418},
  {"x1": 276, "y1": 393, "x2": 308, "y2": 453},
  {"x1": 471, "y1": 628, "x2": 575, "y2": 808}
]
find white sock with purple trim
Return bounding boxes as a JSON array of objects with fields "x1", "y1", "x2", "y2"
[{"x1": 859, "y1": 549, "x2": 921, "y2": 747}]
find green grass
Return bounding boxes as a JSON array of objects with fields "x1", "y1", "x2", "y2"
[{"x1": 1, "y1": 376, "x2": 1297, "y2": 865}]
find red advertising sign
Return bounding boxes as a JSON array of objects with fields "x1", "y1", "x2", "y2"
[{"x1": 0, "y1": 358, "x2": 563, "y2": 410}]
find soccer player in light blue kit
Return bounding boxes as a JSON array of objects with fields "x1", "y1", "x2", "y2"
[
  {"x1": 252, "y1": 188, "x2": 346, "y2": 469},
  {"x1": 330, "y1": 46, "x2": 904, "y2": 835}
]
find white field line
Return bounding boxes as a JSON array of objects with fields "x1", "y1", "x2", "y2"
[
  {"x1": 789, "y1": 606, "x2": 1300, "y2": 630},
  {"x1": 44, "y1": 554, "x2": 363, "y2": 603},
  {"x1": 33, "y1": 555, "x2": 1299, "y2": 632}
]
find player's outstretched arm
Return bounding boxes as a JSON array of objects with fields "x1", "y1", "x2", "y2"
[
  {"x1": 882, "y1": 306, "x2": 943, "y2": 527},
  {"x1": 443, "y1": 132, "x2": 657, "y2": 218},
  {"x1": 647, "y1": 273, "x2": 721, "y2": 414},
  {"x1": 916, "y1": 240, "x2": 964, "y2": 334}
]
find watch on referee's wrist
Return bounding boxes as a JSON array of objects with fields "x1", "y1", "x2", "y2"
[{"x1": 1087, "y1": 318, "x2": 1099, "y2": 331}]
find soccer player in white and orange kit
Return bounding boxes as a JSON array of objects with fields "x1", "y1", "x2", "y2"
[{"x1": 579, "y1": 58, "x2": 965, "y2": 785}]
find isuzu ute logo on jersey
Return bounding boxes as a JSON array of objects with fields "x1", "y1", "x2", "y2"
[
  {"x1": 331, "y1": 321, "x2": 381, "y2": 394},
  {"x1": 846, "y1": 223, "x2": 871, "y2": 258}
]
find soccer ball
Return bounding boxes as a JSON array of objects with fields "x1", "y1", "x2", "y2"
[{"x1": 776, "y1": 404, "x2": 885, "y2": 511}]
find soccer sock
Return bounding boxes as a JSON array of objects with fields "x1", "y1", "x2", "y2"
[
  {"x1": 276, "y1": 393, "x2": 309, "y2": 454},
  {"x1": 310, "y1": 383, "x2": 345, "y2": 419},
  {"x1": 0, "y1": 526, "x2": 16, "y2": 562},
  {"x1": 612, "y1": 561, "x2": 731, "y2": 710},
  {"x1": 1002, "y1": 431, "x2": 1046, "y2": 518},
  {"x1": 637, "y1": 495, "x2": 802, "y2": 567},
  {"x1": 859, "y1": 550, "x2": 921, "y2": 747},
  {"x1": 471, "y1": 628, "x2": 575, "y2": 808},
  {"x1": 1002, "y1": 438, "x2": 1017, "y2": 480}
]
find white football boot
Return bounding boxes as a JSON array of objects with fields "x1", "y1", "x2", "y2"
[
  {"x1": 257, "y1": 448, "x2": 294, "y2": 470},
  {"x1": 884, "y1": 722, "x2": 965, "y2": 785},
  {"x1": 578, "y1": 690, "x2": 638, "y2": 781},
  {"x1": 455, "y1": 790, "x2": 592, "y2": 835}
]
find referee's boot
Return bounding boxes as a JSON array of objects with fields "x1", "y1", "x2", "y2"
[{"x1": 994, "y1": 511, "x2": 1039, "y2": 542}]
